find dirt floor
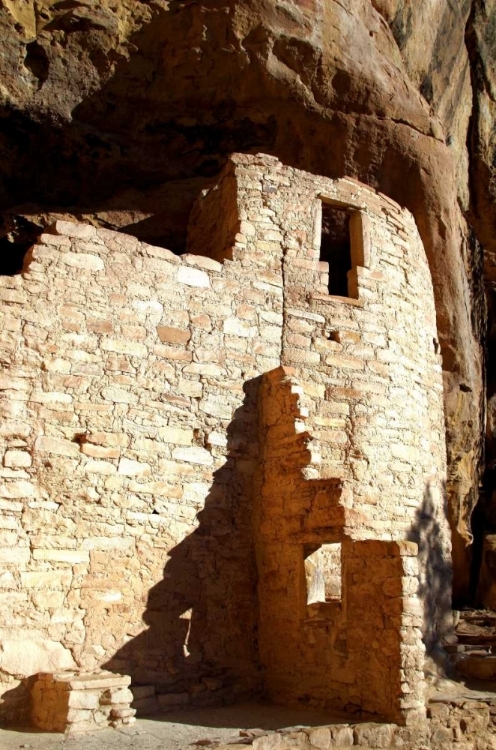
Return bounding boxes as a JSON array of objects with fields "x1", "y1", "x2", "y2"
[{"x1": 0, "y1": 703, "x2": 343, "y2": 750}]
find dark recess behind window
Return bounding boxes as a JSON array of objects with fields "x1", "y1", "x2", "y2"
[{"x1": 320, "y1": 203, "x2": 352, "y2": 296}]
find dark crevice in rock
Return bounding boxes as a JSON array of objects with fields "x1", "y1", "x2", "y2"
[
  {"x1": 0, "y1": 216, "x2": 42, "y2": 276},
  {"x1": 23, "y1": 41, "x2": 50, "y2": 89}
]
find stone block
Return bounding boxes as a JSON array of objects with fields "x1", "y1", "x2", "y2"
[
  {"x1": 308, "y1": 727, "x2": 331, "y2": 749},
  {"x1": 104, "y1": 687, "x2": 134, "y2": 704},
  {"x1": 117, "y1": 458, "x2": 151, "y2": 476},
  {"x1": 4, "y1": 450, "x2": 31, "y2": 468},
  {"x1": 252, "y1": 734, "x2": 286, "y2": 750},
  {"x1": 32, "y1": 549, "x2": 89, "y2": 563},
  {"x1": 83, "y1": 460, "x2": 117, "y2": 474},
  {"x1": 177, "y1": 266, "x2": 210, "y2": 287},
  {"x1": 0, "y1": 639, "x2": 76, "y2": 675},
  {"x1": 51, "y1": 220, "x2": 96, "y2": 239},
  {"x1": 172, "y1": 446, "x2": 213, "y2": 465},
  {"x1": 100, "y1": 338, "x2": 147, "y2": 356},
  {"x1": 329, "y1": 726, "x2": 353, "y2": 746},
  {"x1": 110, "y1": 706, "x2": 136, "y2": 718},
  {"x1": 61, "y1": 253, "x2": 104, "y2": 272},
  {"x1": 158, "y1": 425, "x2": 195, "y2": 444},
  {"x1": 353, "y1": 723, "x2": 396, "y2": 748},
  {"x1": 20, "y1": 570, "x2": 72, "y2": 589},
  {"x1": 34, "y1": 436, "x2": 80, "y2": 457},
  {"x1": 0, "y1": 548, "x2": 30, "y2": 563},
  {"x1": 80, "y1": 444, "x2": 120, "y2": 459},
  {"x1": 157, "y1": 326, "x2": 191, "y2": 344},
  {"x1": 65, "y1": 672, "x2": 131, "y2": 690}
]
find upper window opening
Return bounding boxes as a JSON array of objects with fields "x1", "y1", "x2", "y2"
[
  {"x1": 319, "y1": 203, "x2": 353, "y2": 297},
  {"x1": 305, "y1": 543, "x2": 342, "y2": 605}
]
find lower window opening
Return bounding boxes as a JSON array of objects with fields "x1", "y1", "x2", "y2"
[{"x1": 305, "y1": 543, "x2": 342, "y2": 604}]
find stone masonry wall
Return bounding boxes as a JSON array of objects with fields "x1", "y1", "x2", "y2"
[
  {"x1": 0, "y1": 215, "x2": 282, "y2": 721},
  {"x1": 0, "y1": 153, "x2": 449, "y2": 724},
  {"x1": 255, "y1": 367, "x2": 425, "y2": 724}
]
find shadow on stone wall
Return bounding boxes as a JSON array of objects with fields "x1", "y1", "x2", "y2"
[
  {"x1": 407, "y1": 480, "x2": 452, "y2": 653},
  {"x1": 104, "y1": 377, "x2": 263, "y2": 706},
  {"x1": 0, "y1": 681, "x2": 32, "y2": 727},
  {"x1": 102, "y1": 370, "x2": 456, "y2": 710}
]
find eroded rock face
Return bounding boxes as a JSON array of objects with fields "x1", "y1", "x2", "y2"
[{"x1": 0, "y1": 0, "x2": 493, "y2": 599}]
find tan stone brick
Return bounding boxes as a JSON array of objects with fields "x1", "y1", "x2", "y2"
[
  {"x1": 4, "y1": 450, "x2": 31, "y2": 468},
  {"x1": 0, "y1": 548, "x2": 30, "y2": 563},
  {"x1": 0, "y1": 480, "x2": 37, "y2": 498},
  {"x1": 87, "y1": 319, "x2": 113, "y2": 334},
  {"x1": 284, "y1": 348, "x2": 320, "y2": 365},
  {"x1": 117, "y1": 458, "x2": 151, "y2": 476},
  {"x1": 324, "y1": 353, "x2": 365, "y2": 369},
  {"x1": 153, "y1": 344, "x2": 192, "y2": 361},
  {"x1": 101, "y1": 387, "x2": 137, "y2": 404},
  {"x1": 156, "y1": 326, "x2": 191, "y2": 344},
  {"x1": 157, "y1": 425, "x2": 194, "y2": 445},
  {"x1": 177, "y1": 266, "x2": 210, "y2": 287},
  {"x1": 82, "y1": 537, "x2": 134, "y2": 551},
  {"x1": 0, "y1": 288, "x2": 27, "y2": 304},
  {"x1": 35, "y1": 436, "x2": 80, "y2": 457},
  {"x1": 21, "y1": 571, "x2": 72, "y2": 588},
  {"x1": 100, "y1": 339, "x2": 147, "y2": 356},
  {"x1": 83, "y1": 460, "x2": 117, "y2": 474},
  {"x1": 32, "y1": 549, "x2": 89, "y2": 563},
  {"x1": 191, "y1": 313, "x2": 211, "y2": 329},
  {"x1": 128, "y1": 481, "x2": 182, "y2": 497},
  {"x1": 172, "y1": 446, "x2": 213, "y2": 465},
  {"x1": 223, "y1": 318, "x2": 257, "y2": 337},
  {"x1": 80, "y1": 444, "x2": 120, "y2": 459},
  {"x1": 52, "y1": 220, "x2": 96, "y2": 238},
  {"x1": 60, "y1": 253, "x2": 104, "y2": 272},
  {"x1": 67, "y1": 692, "x2": 100, "y2": 710},
  {"x1": 121, "y1": 325, "x2": 147, "y2": 340},
  {"x1": 30, "y1": 391, "x2": 73, "y2": 403},
  {"x1": 86, "y1": 432, "x2": 130, "y2": 448},
  {"x1": 199, "y1": 400, "x2": 233, "y2": 419}
]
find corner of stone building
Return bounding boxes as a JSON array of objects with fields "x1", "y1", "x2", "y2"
[{"x1": 186, "y1": 157, "x2": 240, "y2": 263}]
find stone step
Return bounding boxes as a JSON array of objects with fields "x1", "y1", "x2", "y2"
[
  {"x1": 459, "y1": 611, "x2": 496, "y2": 624},
  {"x1": 454, "y1": 654, "x2": 496, "y2": 681},
  {"x1": 444, "y1": 643, "x2": 492, "y2": 654},
  {"x1": 456, "y1": 633, "x2": 496, "y2": 645}
]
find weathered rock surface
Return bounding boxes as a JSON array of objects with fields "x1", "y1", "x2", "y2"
[{"x1": 0, "y1": 0, "x2": 494, "y2": 599}]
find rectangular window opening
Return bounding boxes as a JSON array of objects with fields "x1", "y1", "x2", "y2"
[
  {"x1": 319, "y1": 203, "x2": 353, "y2": 297},
  {"x1": 305, "y1": 543, "x2": 342, "y2": 605}
]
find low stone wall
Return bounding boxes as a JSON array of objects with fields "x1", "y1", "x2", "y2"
[
  {"x1": 31, "y1": 671, "x2": 135, "y2": 733},
  {"x1": 227, "y1": 695, "x2": 496, "y2": 750}
]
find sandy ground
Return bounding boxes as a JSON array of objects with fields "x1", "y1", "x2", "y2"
[{"x1": 0, "y1": 703, "x2": 344, "y2": 750}]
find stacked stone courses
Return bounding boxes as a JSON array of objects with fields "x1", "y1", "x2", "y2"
[
  {"x1": 31, "y1": 671, "x2": 135, "y2": 732},
  {"x1": 0, "y1": 154, "x2": 449, "y2": 726}
]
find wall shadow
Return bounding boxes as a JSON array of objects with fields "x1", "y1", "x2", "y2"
[
  {"x1": 407, "y1": 480, "x2": 452, "y2": 652},
  {"x1": 104, "y1": 376, "x2": 263, "y2": 708}
]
